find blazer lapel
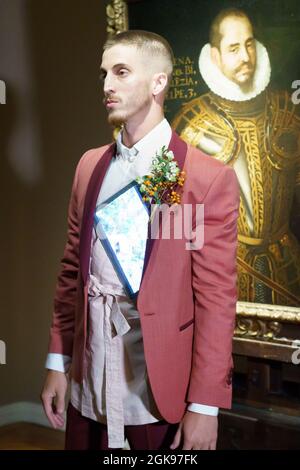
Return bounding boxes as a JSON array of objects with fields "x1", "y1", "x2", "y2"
[
  {"x1": 140, "y1": 131, "x2": 188, "y2": 281},
  {"x1": 168, "y1": 130, "x2": 187, "y2": 173},
  {"x1": 79, "y1": 143, "x2": 116, "y2": 284}
]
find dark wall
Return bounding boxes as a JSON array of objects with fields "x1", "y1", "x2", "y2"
[{"x1": 0, "y1": 0, "x2": 111, "y2": 405}]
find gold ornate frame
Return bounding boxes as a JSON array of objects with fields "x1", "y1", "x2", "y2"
[
  {"x1": 105, "y1": 0, "x2": 300, "y2": 358},
  {"x1": 106, "y1": 0, "x2": 128, "y2": 37}
]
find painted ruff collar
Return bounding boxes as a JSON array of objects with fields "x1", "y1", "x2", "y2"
[{"x1": 199, "y1": 40, "x2": 271, "y2": 102}]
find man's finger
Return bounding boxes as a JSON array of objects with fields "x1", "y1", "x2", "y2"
[
  {"x1": 52, "y1": 407, "x2": 65, "y2": 425},
  {"x1": 170, "y1": 425, "x2": 182, "y2": 449},
  {"x1": 55, "y1": 394, "x2": 65, "y2": 416},
  {"x1": 45, "y1": 408, "x2": 59, "y2": 428},
  {"x1": 42, "y1": 395, "x2": 62, "y2": 428},
  {"x1": 182, "y1": 441, "x2": 192, "y2": 450}
]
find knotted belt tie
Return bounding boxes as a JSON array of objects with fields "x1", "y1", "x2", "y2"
[{"x1": 88, "y1": 274, "x2": 131, "y2": 448}]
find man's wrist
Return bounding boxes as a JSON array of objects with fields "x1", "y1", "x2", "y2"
[
  {"x1": 187, "y1": 403, "x2": 219, "y2": 416},
  {"x1": 45, "y1": 353, "x2": 72, "y2": 373}
]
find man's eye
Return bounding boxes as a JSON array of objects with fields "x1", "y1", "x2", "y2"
[
  {"x1": 118, "y1": 69, "x2": 128, "y2": 76},
  {"x1": 230, "y1": 48, "x2": 238, "y2": 54}
]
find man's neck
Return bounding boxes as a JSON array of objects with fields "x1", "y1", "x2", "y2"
[{"x1": 122, "y1": 113, "x2": 165, "y2": 148}]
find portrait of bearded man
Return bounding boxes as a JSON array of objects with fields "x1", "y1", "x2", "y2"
[{"x1": 173, "y1": 7, "x2": 300, "y2": 307}]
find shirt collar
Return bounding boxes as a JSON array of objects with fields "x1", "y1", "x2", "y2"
[{"x1": 116, "y1": 118, "x2": 172, "y2": 163}]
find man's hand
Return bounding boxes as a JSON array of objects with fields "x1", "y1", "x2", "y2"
[
  {"x1": 170, "y1": 411, "x2": 218, "y2": 450},
  {"x1": 40, "y1": 370, "x2": 68, "y2": 429}
]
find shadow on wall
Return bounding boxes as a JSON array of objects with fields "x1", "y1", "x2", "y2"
[
  {"x1": 0, "y1": 0, "x2": 110, "y2": 411},
  {"x1": 0, "y1": 0, "x2": 43, "y2": 186}
]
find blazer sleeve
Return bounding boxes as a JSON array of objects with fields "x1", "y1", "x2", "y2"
[
  {"x1": 47, "y1": 155, "x2": 84, "y2": 357},
  {"x1": 187, "y1": 164, "x2": 240, "y2": 409}
]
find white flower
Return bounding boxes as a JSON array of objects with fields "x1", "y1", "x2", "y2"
[{"x1": 135, "y1": 145, "x2": 184, "y2": 207}]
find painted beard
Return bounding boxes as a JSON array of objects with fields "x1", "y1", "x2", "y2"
[
  {"x1": 239, "y1": 79, "x2": 254, "y2": 93},
  {"x1": 235, "y1": 74, "x2": 255, "y2": 93},
  {"x1": 233, "y1": 63, "x2": 256, "y2": 91}
]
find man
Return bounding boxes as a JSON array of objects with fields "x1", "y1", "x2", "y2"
[
  {"x1": 173, "y1": 8, "x2": 300, "y2": 306},
  {"x1": 41, "y1": 30, "x2": 239, "y2": 451}
]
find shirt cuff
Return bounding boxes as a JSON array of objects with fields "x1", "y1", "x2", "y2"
[
  {"x1": 45, "y1": 353, "x2": 72, "y2": 373},
  {"x1": 187, "y1": 403, "x2": 219, "y2": 416}
]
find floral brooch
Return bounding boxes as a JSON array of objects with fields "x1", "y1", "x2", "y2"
[{"x1": 136, "y1": 146, "x2": 185, "y2": 206}]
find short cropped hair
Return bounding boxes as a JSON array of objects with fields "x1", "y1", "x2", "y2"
[
  {"x1": 209, "y1": 8, "x2": 253, "y2": 49},
  {"x1": 104, "y1": 30, "x2": 174, "y2": 85}
]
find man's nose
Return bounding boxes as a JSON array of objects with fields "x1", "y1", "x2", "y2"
[
  {"x1": 239, "y1": 46, "x2": 250, "y2": 62},
  {"x1": 103, "y1": 73, "x2": 115, "y2": 95}
]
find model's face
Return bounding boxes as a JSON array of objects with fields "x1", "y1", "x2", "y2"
[
  {"x1": 100, "y1": 44, "x2": 153, "y2": 126},
  {"x1": 214, "y1": 17, "x2": 256, "y2": 89}
]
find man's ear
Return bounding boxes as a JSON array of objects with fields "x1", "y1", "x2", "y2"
[
  {"x1": 211, "y1": 46, "x2": 221, "y2": 68},
  {"x1": 152, "y1": 72, "x2": 168, "y2": 96}
]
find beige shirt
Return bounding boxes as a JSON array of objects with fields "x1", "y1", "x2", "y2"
[{"x1": 70, "y1": 228, "x2": 162, "y2": 447}]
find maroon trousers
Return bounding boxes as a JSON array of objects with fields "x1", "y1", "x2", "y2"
[{"x1": 65, "y1": 402, "x2": 180, "y2": 450}]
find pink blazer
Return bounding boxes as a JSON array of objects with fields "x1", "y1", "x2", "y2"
[{"x1": 48, "y1": 132, "x2": 240, "y2": 423}]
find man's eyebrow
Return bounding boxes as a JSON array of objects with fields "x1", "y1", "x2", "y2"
[
  {"x1": 113, "y1": 63, "x2": 130, "y2": 69},
  {"x1": 228, "y1": 37, "x2": 254, "y2": 49},
  {"x1": 100, "y1": 63, "x2": 130, "y2": 73}
]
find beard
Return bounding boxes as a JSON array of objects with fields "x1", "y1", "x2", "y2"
[
  {"x1": 233, "y1": 63, "x2": 256, "y2": 91},
  {"x1": 106, "y1": 90, "x2": 152, "y2": 127},
  {"x1": 235, "y1": 73, "x2": 255, "y2": 93},
  {"x1": 107, "y1": 110, "x2": 127, "y2": 127},
  {"x1": 239, "y1": 79, "x2": 254, "y2": 93}
]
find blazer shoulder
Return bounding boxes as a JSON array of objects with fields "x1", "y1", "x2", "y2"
[
  {"x1": 70, "y1": 142, "x2": 114, "y2": 197},
  {"x1": 77, "y1": 143, "x2": 114, "y2": 171},
  {"x1": 72, "y1": 142, "x2": 113, "y2": 181}
]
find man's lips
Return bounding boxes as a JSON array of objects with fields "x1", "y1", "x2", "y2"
[
  {"x1": 104, "y1": 98, "x2": 119, "y2": 108},
  {"x1": 237, "y1": 66, "x2": 252, "y2": 74}
]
